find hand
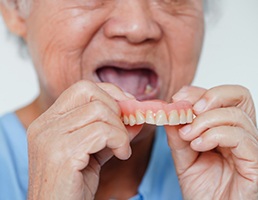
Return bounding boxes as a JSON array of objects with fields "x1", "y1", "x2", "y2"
[
  {"x1": 27, "y1": 80, "x2": 141, "y2": 200},
  {"x1": 165, "y1": 85, "x2": 258, "y2": 199}
]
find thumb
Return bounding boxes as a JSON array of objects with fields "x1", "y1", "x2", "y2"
[{"x1": 94, "y1": 125, "x2": 143, "y2": 166}]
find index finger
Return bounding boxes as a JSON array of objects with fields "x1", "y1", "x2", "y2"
[
  {"x1": 193, "y1": 85, "x2": 256, "y2": 125},
  {"x1": 172, "y1": 86, "x2": 206, "y2": 105},
  {"x1": 49, "y1": 80, "x2": 133, "y2": 115}
]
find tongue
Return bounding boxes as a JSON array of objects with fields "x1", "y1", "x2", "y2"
[{"x1": 97, "y1": 67, "x2": 150, "y2": 96}]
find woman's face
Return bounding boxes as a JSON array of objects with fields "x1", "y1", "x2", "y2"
[{"x1": 24, "y1": 0, "x2": 204, "y2": 104}]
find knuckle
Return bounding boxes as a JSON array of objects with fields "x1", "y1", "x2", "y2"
[
  {"x1": 55, "y1": 80, "x2": 97, "y2": 109},
  {"x1": 93, "y1": 122, "x2": 112, "y2": 141},
  {"x1": 110, "y1": 127, "x2": 129, "y2": 146},
  {"x1": 235, "y1": 85, "x2": 252, "y2": 101},
  {"x1": 91, "y1": 100, "x2": 110, "y2": 119},
  {"x1": 230, "y1": 106, "x2": 244, "y2": 116},
  {"x1": 228, "y1": 107, "x2": 247, "y2": 124},
  {"x1": 92, "y1": 99, "x2": 120, "y2": 119},
  {"x1": 27, "y1": 119, "x2": 43, "y2": 140},
  {"x1": 203, "y1": 87, "x2": 218, "y2": 103},
  {"x1": 119, "y1": 132, "x2": 130, "y2": 146},
  {"x1": 72, "y1": 80, "x2": 95, "y2": 92},
  {"x1": 207, "y1": 85, "x2": 253, "y2": 106},
  {"x1": 100, "y1": 122, "x2": 129, "y2": 147},
  {"x1": 236, "y1": 84, "x2": 250, "y2": 95}
]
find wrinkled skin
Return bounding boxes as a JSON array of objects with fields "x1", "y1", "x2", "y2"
[
  {"x1": 169, "y1": 85, "x2": 258, "y2": 199},
  {"x1": 1, "y1": 0, "x2": 258, "y2": 199},
  {"x1": 27, "y1": 82, "x2": 144, "y2": 199}
]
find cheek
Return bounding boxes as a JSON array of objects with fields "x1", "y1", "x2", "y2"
[
  {"x1": 26, "y1": 21, "x2": 84, "y2": 97},
  {"x1": 160, "y1": 15, "x2": 204, "y2": 99},
  {"x1": 25, "y1": 3, "x2": 110, "y2": 97}
]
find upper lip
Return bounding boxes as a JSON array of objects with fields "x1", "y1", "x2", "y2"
[{"x1": 95, "y1": 60, "x2": 156, "y2": 71}]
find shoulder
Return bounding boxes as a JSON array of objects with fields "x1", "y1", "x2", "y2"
[
  {"x1": 0, "y1": 112, "x2": 26, "y2": 149},
  {"x1": 0, "y1": 112, "x2": 28, "y2": 200}
]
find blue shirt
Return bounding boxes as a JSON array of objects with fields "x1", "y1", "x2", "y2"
[{"x1": 0, "y1": 113, "x2": 182, "y2": 200}]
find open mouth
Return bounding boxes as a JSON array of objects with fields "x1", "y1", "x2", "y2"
[{"x1": 96, "y1": 64, "x2": 159, "y2": 100}]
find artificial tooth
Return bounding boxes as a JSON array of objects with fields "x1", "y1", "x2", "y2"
[
  {"x1": 123, "y1": 115, "x2": 129, "y2": 125},
  {"x1": 186, "y1": 109, "x2": 193, "y2": 123},
  {"x1": 135, "y1": 110, "x2": 145, "y2": 125},
  {"x1": 145, "y1": 110, "x2": 155, "y2": 124},
  {"x1": 144, "y1": 84, "x2": 153, "y2": 94},
  {"x1": 155, "y1": 110, "x2": 168, "y2": 126},
  {"x1": 129, "y1": 114, "x2": 136, "y2": 126},
  {"x1": 168, "y1": 110, "x2": 180, "y2": 125},
  {"x1": 179, "y1": 110, "x2": 187, "y2": 124}
]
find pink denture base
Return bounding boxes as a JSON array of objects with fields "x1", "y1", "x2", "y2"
[{"x1": 118, "y1": 99, "x2": 192, "y2": 116}]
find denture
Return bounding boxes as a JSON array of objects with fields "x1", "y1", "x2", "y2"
[{"x1": 118, "y1": 99, "x2": 193, "y2": 126}]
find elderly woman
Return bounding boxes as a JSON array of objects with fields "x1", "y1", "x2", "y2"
[{"x1": 1, "y1": 0, "x2": 258, "y2": 199}]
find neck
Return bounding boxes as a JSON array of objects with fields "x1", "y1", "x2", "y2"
[{"x1": 16, "y1": 97, "x2": 46, "y2": 129}]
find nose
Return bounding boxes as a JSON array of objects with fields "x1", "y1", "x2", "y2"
[{"x1": 103, "y1": 0, "x2": 162, "y2": 44}]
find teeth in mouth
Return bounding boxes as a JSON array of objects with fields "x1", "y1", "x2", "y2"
[
  {"x1": 122, "y1": 108, "x2": 193, "y2": 126},
  {"x1": 144, "y1": 84, "x2": 153, "y2": 94}
]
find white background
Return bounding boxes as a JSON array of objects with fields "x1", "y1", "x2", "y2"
[{"x1": 1, "y1": 0, "x2": 258, "y2": 123}]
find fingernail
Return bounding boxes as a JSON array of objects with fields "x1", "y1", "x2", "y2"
[
  {"x1": 192, "y1": 137, "x2": 202, "y2": 145},
  {"x1": 179, "y1": 125, "x2": 192, "y2": 135},
  {"x1": 124, "y1": 92, "x2": 135, "y2": 99},
  {"x1": 194, "y1": 99, "x2": 207, "y2": 112}
]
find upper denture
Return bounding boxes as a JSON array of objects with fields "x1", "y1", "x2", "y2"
[{"x1": 118, "y1": 99, "x2": 193, "y2": 126}]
